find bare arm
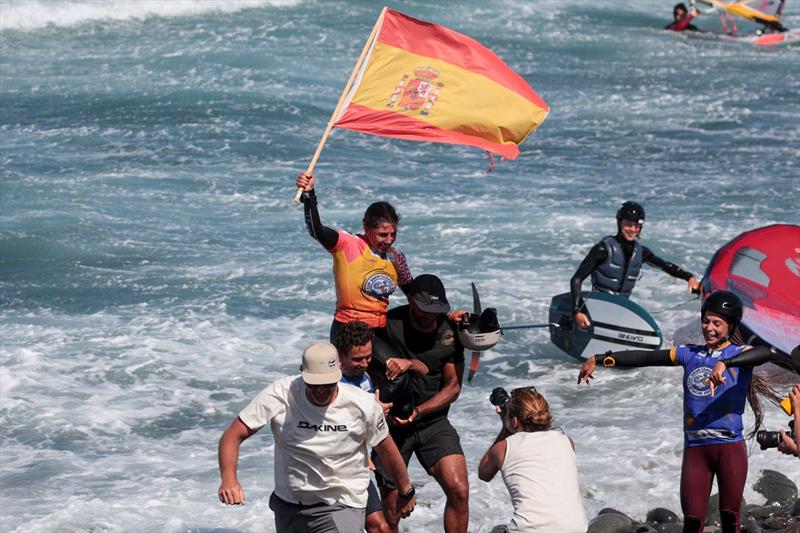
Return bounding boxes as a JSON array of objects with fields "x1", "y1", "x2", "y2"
[
  {"x1": 373, "y1": 436, "x2": 416, "y2": 517},
  {"x1": 218, "y1": 417, "x2": 258, "y2": 505},
  {"x1": 416, "y1": 360, "x2": 463, "y2": 418},
  {"x1": 478, "y1": 437, "x2": 507, "y2": 482},
  {"x1": 385, "y1": 357, "x2": 428, "y2": 381}
]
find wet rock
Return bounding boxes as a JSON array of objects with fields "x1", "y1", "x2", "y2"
[
  {"x1": 753, "y1": 469, "x2": 798, "y2": 508},
  {"x1": 741, "y1": 514, "x2": 762, "y2": 533},
  {"x1": 634, "y1": 525, "x2": 658, "y2": 533},
  {"x1": 489, "y1": 526, "x2": 507, "y2": 533},
  {"x1": 764, "y1": 516, "x2": 794, "y2": 529},
  {"x1": 777, "y1": 520, "x2": 800, "y2": 533},
  {"x1": 705, "y1": 493, "x2": 746, "y2": 527},
  {"x1": 647, "y1": 508, "x2": 680, "y2": 524},
  {"x1": 791, "y1": 498, "x2": 800, "y2": 516},
  {"x1": 587, "y1": 511, "x2": 633, "y2": 533},
  {"x1": 748, "y1": 503, "x2": 782, "y2": 520},
  {"x1": 654, "y1": 523, "x2": 683, "y2": 533},
  {"x1": 598, "y1": 507, "x2": 634, "y2": 520}
]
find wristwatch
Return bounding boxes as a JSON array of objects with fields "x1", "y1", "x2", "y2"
[{"x1": 399, "y1": 485, "x2": 415, "y2": 499}]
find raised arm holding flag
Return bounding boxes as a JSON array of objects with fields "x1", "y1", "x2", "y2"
[{"x1": 293, "y1": 7, "x2": 549, "y2": 203}]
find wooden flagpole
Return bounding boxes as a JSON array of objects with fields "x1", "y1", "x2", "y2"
[{"x1": 292, "y1": 7, "x2": 388, "y2": 204}]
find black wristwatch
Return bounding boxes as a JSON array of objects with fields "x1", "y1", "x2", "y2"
[{"x1": 399, "y1": 486, "x2": 415, "y2": 499}]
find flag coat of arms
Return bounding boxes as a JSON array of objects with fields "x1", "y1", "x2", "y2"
[{"x1": 333, "y1": 8, "x2": 549, "y2": 160}]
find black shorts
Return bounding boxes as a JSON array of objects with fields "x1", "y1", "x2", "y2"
[
  {"x1": 373, "y1": 417, "x2": 463, "y2": 490},
  {"x1": 365, "y1": 479, "x2": 382, "y2": 516}
]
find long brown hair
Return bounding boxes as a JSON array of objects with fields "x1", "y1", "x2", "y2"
[
  {"x1": 508, "y1": 387, "x2": 552, "y2": 432},
  {"x1": 729, "y1": 327, "x2": 782, "y2": 438}
]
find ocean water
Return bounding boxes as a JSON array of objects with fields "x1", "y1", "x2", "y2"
[{"x1": 1, "y1": 1, "x2": 798, "y2": 531}]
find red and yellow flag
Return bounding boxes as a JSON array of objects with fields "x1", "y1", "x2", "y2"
[{"x1": 333, "y1": 8, "x2": 549, "y2": 160}]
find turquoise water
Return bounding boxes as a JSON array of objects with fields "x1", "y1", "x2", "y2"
[{"x1": 1, "y1": 1, "x2": 798, "y2": 531}]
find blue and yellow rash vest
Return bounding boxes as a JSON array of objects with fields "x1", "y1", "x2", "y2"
[{"x1": 670, "y1": 342, "x2": 753, "y2": 447}]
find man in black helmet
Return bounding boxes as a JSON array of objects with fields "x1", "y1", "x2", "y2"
[{"x1": 570, "y1": 201, "x2": 700, "y2": 329}]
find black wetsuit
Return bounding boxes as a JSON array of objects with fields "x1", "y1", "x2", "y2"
[{"x1": 570, "y1": 234, "x2": 695, "y2": 314}]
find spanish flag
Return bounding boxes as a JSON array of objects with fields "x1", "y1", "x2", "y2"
[{"x1": 333, "y1": 8, "x2": 549, "y2": 160}]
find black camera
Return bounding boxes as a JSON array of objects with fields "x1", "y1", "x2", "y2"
[
  {"x1": 490, "y1": 387, "x2": 511, "y2": 413},
  {"x1": 755, "y1": 420, "x2": 795, "y2": 450}
]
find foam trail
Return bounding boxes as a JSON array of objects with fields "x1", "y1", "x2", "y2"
[{"x1": 0, "y1": 0, "x2": 300, "y2": 30}]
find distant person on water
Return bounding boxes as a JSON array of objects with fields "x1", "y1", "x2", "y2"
[
  {"x1": 478, "y1": 386, "x2": 588, "y2": 533},
  {"x1": 370, "y1": 274, "x2": 470, "y2": 533},
  {"x1": 666, "y1": 3, "x2": 700, "y2": 31},
  {"x1": 577, "y1": 291, "x2": 781, "y2": 533},
  {"x1": 333, "y1": 320, "x2": 395, "y2": 533},
  {"x1": 296, "y1": 172, "x2": 413, "y2": 342},
  {"x1": 570, "y1": 201, "x2": 700, "y2": 329},
  {"x1": 217, "y1": 341, "x2": 416, "y2": 533}
]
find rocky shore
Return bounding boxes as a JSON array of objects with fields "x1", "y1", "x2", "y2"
[{"x1": 586, "y1": 469, "x2": 799, "y2": 533}]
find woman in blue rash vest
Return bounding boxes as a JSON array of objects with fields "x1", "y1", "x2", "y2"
[
  {"x1": 577, "y1": 291, "x2": 781, "y2": 533},
  {"x1": 571, "y1": 201, "x2": 700, "y2": 329}
]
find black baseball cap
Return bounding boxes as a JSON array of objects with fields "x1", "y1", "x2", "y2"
[{"x1": 411, "y1": 274, "x2": 451, "y2": 314}]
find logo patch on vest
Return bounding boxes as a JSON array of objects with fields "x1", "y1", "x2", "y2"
[
  {"x1": 441, "y1": 330, "x2": 455, "y2": 346},
  {"x1": 362, "y1": 272, "x2": 396, "y2": 300},
  {"x1": 687, "y1": 367, "x2": 712, "y2": 397}
]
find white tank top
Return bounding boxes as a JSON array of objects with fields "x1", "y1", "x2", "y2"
[{"x1": 500, "y1": 430, "x2": 588, "y2": 533}]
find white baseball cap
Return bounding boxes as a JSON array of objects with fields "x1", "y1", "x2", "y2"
[{"x1": 301, "y1": 341, "x2": 342, "y2": 385}]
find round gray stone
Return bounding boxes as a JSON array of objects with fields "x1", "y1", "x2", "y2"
[{"x1": 587, "y1": 512, "x2": 634, "y2": 533}]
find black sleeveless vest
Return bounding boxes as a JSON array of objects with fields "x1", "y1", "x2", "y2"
[{"x1": 590, "y1": 236, "x2": 642, "y2": 298}]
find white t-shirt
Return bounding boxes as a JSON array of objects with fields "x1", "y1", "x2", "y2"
[
  {"x1": 500, "y1": 430, "x2": 588, "y2": 533},
  {"x1": 239, "y1": 376, "x2": 389, "y2": 508}
]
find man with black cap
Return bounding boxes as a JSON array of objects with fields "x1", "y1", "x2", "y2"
[
  {"x1": 217, "y1": 341, "x2": 416, "y2": 533},
  {"x1": 371, "y1": 274, "x2": 469, "y2": 533},
  {"x1": 570, "y1": 201, "x2": 700, "y2": 329}
]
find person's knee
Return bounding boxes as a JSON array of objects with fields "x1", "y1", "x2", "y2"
[{"x1": 443, "y1": 477, "x2": 469, "y2": 510}]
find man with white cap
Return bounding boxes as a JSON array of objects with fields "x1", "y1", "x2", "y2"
[{"x1": 218, "y1": 341, "x2": 416, "y2": 532}]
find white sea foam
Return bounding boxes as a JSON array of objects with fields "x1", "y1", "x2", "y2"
[{"x1": 0, "y1": 0, "x2": 301, "y2": 30}]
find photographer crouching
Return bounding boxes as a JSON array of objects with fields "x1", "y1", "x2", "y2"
[
  {"x1": 775, "y1": 383, "x2": 799, "y2": 457},
  {"x1": 477, "y1": 386, "x2": 587, "y2": 533}
]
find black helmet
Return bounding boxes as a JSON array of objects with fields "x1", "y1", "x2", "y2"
[
  {"x1": 701, "y1": 290, "x2": 743, "y2": 332},
  {"x1": 616, "y1": 201, "x2": 645, "y2": 224}
]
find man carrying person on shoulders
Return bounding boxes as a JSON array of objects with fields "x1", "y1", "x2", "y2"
[{"x1": 370, "y1": 274, "x2": 469, "y2": 533}]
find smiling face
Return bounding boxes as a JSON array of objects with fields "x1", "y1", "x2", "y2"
[
  {"x1": 702, "y1": 311, "x2": 731, "y2": 347},
  {"x1": 340, "y1": 341, "x2": 372, "y2": 379},
  {"x1": 619, "y1": 219, "x2": 642, "y2": 241},
  {"x1": 363, "y1": 221, "x2": 397, "y2": 255}
]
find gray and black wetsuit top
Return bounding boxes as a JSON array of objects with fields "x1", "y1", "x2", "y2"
[{"x1": 570, "y1": 234, "x2": 695, "y2": 314}]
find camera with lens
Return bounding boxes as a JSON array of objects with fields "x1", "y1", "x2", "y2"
[
  {"x1": 755, "y1": 420, "x2": 795, "y2": 450},
  {"x1": 489, "y1": 387, "x2": 511, "y2": 414}
]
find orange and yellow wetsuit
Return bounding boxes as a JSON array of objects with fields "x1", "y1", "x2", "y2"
[{"x1": 301, "y1": 189, "x2": 413, "y2": 331}]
